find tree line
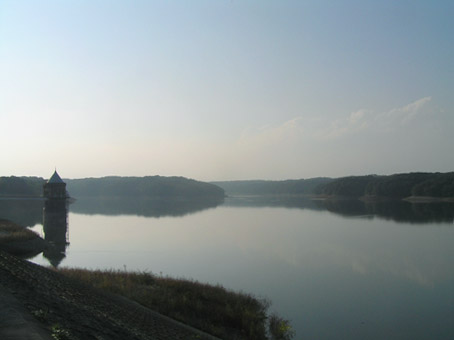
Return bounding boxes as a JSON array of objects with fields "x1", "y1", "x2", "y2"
[
  {"x1": 0, "y1": 176, "x2": 44, "y2": 197},
  {"x1": 213, "y1": 172, "x2": 454, "y2": 198},
  {"x1": 315, "y1": 172, "x2": 454, "y2": 198},
  {"x1": 0, "y1": 175, "x2": 225, "y2": 200},
  {"x1": 212, "y1": 177, "x2": 332, "y2": 196},
  {"x1": 1, "y1": 172, "x2": 453, "y2": 199},
  {"x1": 65, "y1": 176, "x2": 225, "y2": 199}
]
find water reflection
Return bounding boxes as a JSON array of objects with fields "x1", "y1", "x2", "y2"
[
  {"x1": 28, "y1": 203, "x2": 454, "y2": 339},
  {"x1": 14, "y1": 196, "x2": 453, "y2": 338},
  {"x1": 225, "y1": 196, "x2": 454, "y2": 224},
  {"x1": 0, "y1": 198, "x2": 44, "y2": 227},
  {"x1": 42, "y1": 199, "x2": 69, "y2": 267},
  {"x1": 223, "y1": 195, "x2": 325, "y2": 210},
  {"x1": 0, "y1": 199, "x2": 69, "y2": 267},
  {"x1": 321, "y1": 199, "x2": 454, "y2": 223},
  {"x1": 1, "y1": 196, "x2": 452, "y2": 226},
  {"x1": 69, "y1": 196, "x2": 225, "y2": 217}
]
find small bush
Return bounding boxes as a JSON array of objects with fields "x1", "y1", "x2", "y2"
[{"x1": 269, "y1": 313, "x2": 295, "y2": 340}]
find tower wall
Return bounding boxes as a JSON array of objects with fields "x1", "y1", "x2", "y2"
[{"x1": 43, "y1": 182, "x2": 67, "y2": 199}]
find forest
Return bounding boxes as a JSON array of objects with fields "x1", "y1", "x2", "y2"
[
  {"x1": 315, "y1": 172, "x2": 454, "y2": 198},
  {"x1": 212, "y1": 177, "x2": 332, "y2": 196},
  {"x1": 0, "y1": 176, "x2": 44, "y2": 197},
  {"x1": 0, "y1": 175, "x2": 225, "y2": 200},
  {"x1": 214, "y1": 172, "x2": 454, "y2": 199},
  {"x1": 65, "y1": 176, "x2": 225, "y2": 199},
  {"x1": 1, "y1": 172, "x2": 453, "y2": 200}
]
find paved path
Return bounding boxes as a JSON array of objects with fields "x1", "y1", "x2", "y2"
[
  {"x1": 0, "y1": 285, "x2": 53, "y2": 340},
  {"x1": 0, "y1": 251, "x2": 221, "y2": 340}
]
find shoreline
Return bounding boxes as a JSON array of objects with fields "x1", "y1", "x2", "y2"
[
  {"x1": 0, "y1": 250, "x2": 291, "y2": 340},
  {"x1": 403, "y1": 196, "x2": 454, "y2": 203},
  {"x1": 0, "y1": 251, "x2": 221, "y2": 340},
  {"x1": 225, "y1": 193, "x2": 454, "y2": 202}
]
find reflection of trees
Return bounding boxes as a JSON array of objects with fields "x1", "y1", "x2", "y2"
[
  {"x1": 43, "y1": 199, "x2": 69, "y2": 267},
  {"x1": 224, "y1": 196, "x2": 454, "y2": 224},
  {"x1": 224, "y1": 196, "x2": 325, "y2": 211},
  {"x1": 0, "y1": 199, "x2": 44, "y2": 227},
  {"x1": 317, "y1": 199, "x2": 454, "y2": 224},
  {"x1": 319, "y1": 199, "x2": 371, "y2": 217},
  {"x1": 70, "y1": 196, "x2": 225, "y2": 218}
]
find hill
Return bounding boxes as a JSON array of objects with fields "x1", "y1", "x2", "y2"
[
  {"x1": 66, "y1": 176, "x2": 225, "y2": 199},
  {"x1": 0, "y1": 176, "x2": 45, "y2": 197},
  {"x1": 314, "y1": 172, "x2": 454, "y2": 198},
  {"x1": 213, "y1": 172, "x2": 454, "y2": 199},
  {"x1": 212, "y1": 177, "x2": 332, "y2": 196}
]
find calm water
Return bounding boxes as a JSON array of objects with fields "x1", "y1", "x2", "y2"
[{"x1": 3, "y1": 197, "x2": 454, "y2": 339}]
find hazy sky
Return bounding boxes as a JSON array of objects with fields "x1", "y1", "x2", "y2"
[{"x1": 1, "y1": 1, "x2": 453, "y2": 181}]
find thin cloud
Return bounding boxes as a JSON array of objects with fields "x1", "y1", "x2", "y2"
[
  {"x1": 318, "y1": 97, "x2": 433, "y2": 139},
  {"x1": 376, "y1": 96, "x2": 432, "y2": 126}
]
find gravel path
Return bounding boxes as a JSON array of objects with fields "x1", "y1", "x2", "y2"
[{"x1": 0, "y1": 251, "x2": 221, "y2": 340}]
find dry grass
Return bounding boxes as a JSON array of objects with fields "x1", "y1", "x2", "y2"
[
  {"x1": 0, "y1": 219, "x2": 40, "y2": 244},
  {"x1": 57, "y1": 268, "x2": 281, "y2": 340}
]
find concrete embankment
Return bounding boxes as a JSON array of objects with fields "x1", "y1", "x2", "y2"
[{"x1": 0, "y1": 251, "x2": 220, "y2": 340}]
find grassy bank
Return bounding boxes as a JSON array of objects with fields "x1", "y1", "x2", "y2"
[
  {"x1": 0, "y1": 219, "x2": 39, "y2": 242},
  {"x1": 57, "y1": 268, "x2": 294, "y2": 340},
  {"x1": 0, "y1": 219, "x2": 46, "y2": 256}
]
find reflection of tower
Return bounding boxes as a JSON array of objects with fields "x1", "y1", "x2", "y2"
[{"x1": 42, "y1": 170, "x2": 69, "y2": 267}]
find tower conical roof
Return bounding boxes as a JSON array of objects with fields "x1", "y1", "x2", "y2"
[{"x1": 48, "y1": 170, "x2": 65, "y2": 184}]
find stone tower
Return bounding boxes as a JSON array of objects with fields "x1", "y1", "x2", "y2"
[{"x1": 43, "y1": 170, "x2": 67, "y2": 199}]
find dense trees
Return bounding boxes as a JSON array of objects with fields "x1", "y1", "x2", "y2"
[
  {"x1": 313, "y1": 175, "x2": 375, "y2": 197},
  {"x1": 315, "y1": 172, "x2": 454, "y2": 198},
  {"x1": 1, "y1": 173, "x2": 453, "y2": 199},
  {"x1": 0, "y1": 176, "x2": 44, "y2": 197},
  {"x1": 66, "y1": 176, "x2": 225, "y2": 199},
  {"x1": 216, "y1": 173, "x2": 454, "y2": 198},
  {"x1": 364, "y1": 173, "x2": 434, "y2": 198},
  {"x1": 411, "y1": 172, "x2": 454, "y2": 197},
  {"x1": 0, "y1": 176, "x2": 225, "y2": 200},
  {"x1": 213, "y1": 178, "x2": 332, "y2": 196}
]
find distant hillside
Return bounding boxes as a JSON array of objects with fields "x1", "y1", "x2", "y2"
[
  {"x1": 0, "y1": 176, "x2": 45, "y2": 197},
  {"x1": 212, "y1": 178, "x2": 333, "y2": 196},
  {"x1": 0, "y1": 199, "x2": 44, "y2": 227},
  {"x1": 213, "y1": 173, "x2": 454, "y2": 199},
  {"x1": 315, "y1": 172, "x2": 454, "y2": 198},
  {"x1": 66, "y1": 176, "x2": 225, "y2": 199},
  {"x1": 2, "y1": 172, "x2": 452, "y2": 200}
]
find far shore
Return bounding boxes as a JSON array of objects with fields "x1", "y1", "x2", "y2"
[
  {"x1": 403, "y1": 196, "x2": 454, "y2": 203},
  {"x1": 226, "y1": 193, "x2": 454, "y2": 202}
]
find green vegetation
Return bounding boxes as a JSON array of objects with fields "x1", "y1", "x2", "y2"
[
  {"x1": 314, "y1": 175, "x2": 375, "y2": 197},
  {"x1": 57, "y1": 268, "x2": 294, "y2": 340},
  {"x1": 214, "y1": 172, "x2": 454, "y2": 199},
  {"x1": 66, "y1": 176, "x2": 225, "y2": 199},
  {"x1": 412, "y1": 172, "x2": 454, "y2": 197},
  {"x1": 364, "y1": 173, "x2": 436, "y2": 198},
  {"x1": 2, "y1": 172, "x2": 452, "y2": 201},
  {"x1": 315, "y1": 172, "x2": 454, "y2": 198},
  {"x1": 268, "y1": 314, "x2": 295, "y2": 340},
  {"x1": 0, "y1": 176, "x2": 45, "y2": 197},
  {"x1": 212, "y1": 177, "x2": 332, "y2": 196}
]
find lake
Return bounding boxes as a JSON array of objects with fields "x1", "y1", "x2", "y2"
[{"x1": 3, "y1": 196, "x2": 454, "y2": 339}]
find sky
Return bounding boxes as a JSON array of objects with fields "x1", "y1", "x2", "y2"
[{"x1": 0, "y1": 0, "x2": 453, "y2": 181}]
